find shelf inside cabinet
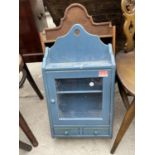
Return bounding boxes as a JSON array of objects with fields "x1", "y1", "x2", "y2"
[
  {"x1": 55, "y1": 77, "x2": 103, "y2": 93},
  {"x1": 56, "y1": 90, "x2": 102, "y2": 94}
]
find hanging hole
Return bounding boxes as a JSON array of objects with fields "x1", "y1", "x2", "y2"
[{"x1": 74, "y1": 29, "x2": 80, "y2": 36}]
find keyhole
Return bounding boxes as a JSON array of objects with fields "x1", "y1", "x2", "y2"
[{"x1": 74, "y1": 29, "x2": 80, "y2": 36}]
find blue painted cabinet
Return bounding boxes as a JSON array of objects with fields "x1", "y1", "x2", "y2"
[{"x1": 42, "y1": 24, "x2": 115, "y2": 138}]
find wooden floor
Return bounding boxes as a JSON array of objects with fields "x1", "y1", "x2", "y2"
[{"x1": 19, "y1": 62, "x2": 134, "y2": 155}]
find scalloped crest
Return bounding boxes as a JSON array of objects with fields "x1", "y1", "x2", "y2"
[{"x1": 47, "y1": 24, "x2": 111, "y2": 63}]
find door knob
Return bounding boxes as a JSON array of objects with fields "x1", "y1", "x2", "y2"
[{"x1": 51, "y1": 99, "x2": 55, "y2": 104}]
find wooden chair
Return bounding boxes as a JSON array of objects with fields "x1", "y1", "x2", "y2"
[
  {"x1": 19, "y1": 140, "x2": 32, "y2": 151},
  {"x1": 111, "y1": 0, "x2": 135, "y2": 153},
  {"x1": 19, "y1": 54, "x2": 43, "y2": 99},
  {"x1": 19, "y1": 54, "x2": 39, "y2": 151},
  {"x1": 44, "y1": 3, "x2": 116, "y2": 53},
  {"x1": 19, "y1": 112, "x2": 38, "y2": 151}
]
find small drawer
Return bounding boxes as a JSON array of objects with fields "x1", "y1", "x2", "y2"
[
  {"x1": 54, "y1": 128, "x2": 80, "y2": 136},
  {"x1": 82, "y1": 128, "x2": 109, "y2": 136}
]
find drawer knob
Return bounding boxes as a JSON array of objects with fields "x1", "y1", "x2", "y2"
[
  {"x1": 94, "y1": 130, "x2": 98, "y2": 135},
  {"x1": 64, "y1": 130, "x2": 69, "y2": 135}
]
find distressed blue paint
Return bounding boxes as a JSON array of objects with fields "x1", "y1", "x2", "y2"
[{"x1": 42, "y1": 24, "x2": 116, "y2": 138}]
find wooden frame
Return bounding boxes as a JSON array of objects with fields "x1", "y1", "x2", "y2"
[
  {"x1": 121, "y1": 0, "x2": 135, "y2": 52},
  {"x1": 44, "y1": 3, "x2": 116, "y2": 53},
  {"x1": 111, "y1": 0, "x2": 135, "y2": 153},
  {"x1": 19, "y1": 54, "x2": 42, "y2": 150},
  {"x1": 19, "y1": 112, "x2": 38, "y2": 147}
]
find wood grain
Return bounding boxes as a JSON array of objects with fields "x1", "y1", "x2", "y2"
[
  {"x1": 111, "y1": 0, "x2": 135, "y2": 153},
  {"x1": 121, "y1": 0, "x2": 135, "y2": 51},
  {"x1": 43, "y1": 0, "x2": 123, "y2": 41},
  {"x1": 116, "y1": 51, "x2": 135, "y2": 95},
  {"x1": 111, "y1": 99, "x2": 135, "y2": 154},
  {"x1": 19, "y1": 112, "x2": 39, "y2": 147},
  {"x1": 45, "y1": 3, "x2": 116, "y2": 53}
]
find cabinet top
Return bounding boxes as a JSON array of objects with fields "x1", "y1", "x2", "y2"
[{"x1": 43, "y1": 24, "x2": 115, "y2": 70}]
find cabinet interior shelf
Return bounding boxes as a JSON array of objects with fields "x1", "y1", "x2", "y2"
[
  {"x1": 56, "y1": 78, "x2": 103, "y2": 93},
  {"x1": 56, "y1": 90, "x2": 102, "y2": 94}
]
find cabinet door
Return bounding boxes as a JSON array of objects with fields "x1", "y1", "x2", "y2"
[{"x1": 46, "y1": 69, "x2": 112, "y2": 126}]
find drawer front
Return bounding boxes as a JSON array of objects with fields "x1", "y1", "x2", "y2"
[
  {"x1": 82, "y1": 128, "x2": 109, "y2": 136},
  {"x1": 54, "y1": 128, "x2": 80, "y2": 136}
]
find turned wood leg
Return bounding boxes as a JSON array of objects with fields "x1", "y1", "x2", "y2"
[
  {"x1": 19, "y1": 112, "x2": 38, "y2": 147},
  {"x1": 117, "y1": 79, "x2": 130, "y2": 109},
  {"x1": 19, "y1": 140, "x2": 32, "y2": 151},
  {"x1": 24, "y1": 63, "x2": 44, "y2": 100},
  {"x1": 111, "y1": 99, "x2": 135, "y2": 154}
]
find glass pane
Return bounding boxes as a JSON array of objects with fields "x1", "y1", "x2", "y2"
[
  {"x1": 56, "y1": 78, "x2": 102, "y2": 92},
  {"x1": 55, "y1": 78, "x2": 103, "y2": 118},
  {"x1": 57, "y1": 93, "x2": 102, "y2": 118}
]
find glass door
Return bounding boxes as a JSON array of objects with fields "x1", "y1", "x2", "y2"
[{"x1": 46, "y1": 70, "x2": 111, "y2": 125}]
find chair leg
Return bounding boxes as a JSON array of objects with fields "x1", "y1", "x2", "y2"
[
  {"x1": 111, "y1": 99, "x2": 135, "y2": 154},
  {"x1": 19, "y1": 112, "x2": 38, "y2": 147},
  {"x1": 24, "y1": 63, "x2": 44, "y2": 100},
  {"x1": 19, "y1": 140, "x2": 32, "y2": 151},
  {"x1": 117, "y1": 79, "x2": 130, "y2": 109}
]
